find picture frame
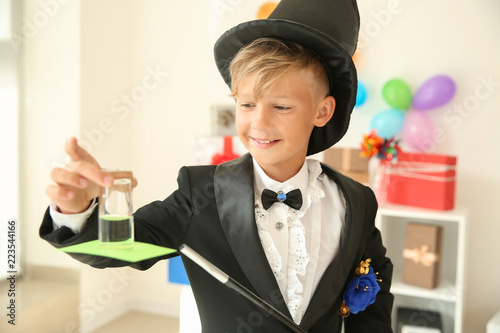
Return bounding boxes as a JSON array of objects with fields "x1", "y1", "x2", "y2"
[{"x1": 211, "y1": 103, "x2": 237, "y2": 136}]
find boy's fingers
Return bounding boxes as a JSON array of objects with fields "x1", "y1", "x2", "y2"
[
  {"x1": 64, "y1": 137, "x2": 82, "y2": 161},
  {"x1": 65, "y1": 160, "x2": 114, "y2": 187},
  {"x1": 46, "y1": 184, "x2": 74, "y2": 201},
  {"x1": 46, "y1": 185, "x2": 93, "y2": 214},
  {"x1": 50, "y1": 167, "x2": 89, "y2": 189},
  {"x1": 64, "y1": 137, "x2": 97, "y2": 164},
  {"x1": 61, "y1": 138, "x2": 134, "y2": 189}
]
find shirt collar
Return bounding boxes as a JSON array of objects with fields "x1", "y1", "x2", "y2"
[{"x1": 252, "y1": 158, "x2": 309, "y2": 197}]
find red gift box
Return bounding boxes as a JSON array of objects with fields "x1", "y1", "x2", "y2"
[{"x1": 383, "y1": 152, "x2": 457, "y2": 210}]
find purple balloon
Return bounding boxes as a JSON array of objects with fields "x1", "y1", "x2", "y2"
[
  {"x1": 412, "y1": 75, "x2": 456, "y2": 111},
  {"x1": 402, "y1": 110, "x2": 436, "y2": 152}
]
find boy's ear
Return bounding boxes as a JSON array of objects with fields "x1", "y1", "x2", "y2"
[{"x1": 314, "y1": 96, "x2": 336, "y2": 127}]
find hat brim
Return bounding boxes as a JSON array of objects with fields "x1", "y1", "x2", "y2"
[{"x1": 214, "y1": 19, "x2": 358, "y2": 155}]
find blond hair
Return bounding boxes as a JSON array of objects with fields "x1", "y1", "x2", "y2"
[{"x1": 229, "y1": 38, "x2": 329, "y2": 99}]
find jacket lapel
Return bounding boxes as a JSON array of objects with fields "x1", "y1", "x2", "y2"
[
  {"x1": 214, "y1": 153, "x2": 292, "y2": 318},
  {"x1": 300, "y1": 165, "x2": 366, "y2": 328}
]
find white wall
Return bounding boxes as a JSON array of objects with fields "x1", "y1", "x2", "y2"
[
  {"x1": 22, "y1": 0, "x2": 81, "y2": 270},
  {"x1": 20, "y1": 0, "x2": 500, "y2": 332}
]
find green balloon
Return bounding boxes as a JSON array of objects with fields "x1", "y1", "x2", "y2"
[{"x1": 382, "y1": 78, "x2": 412, "y2": 110}]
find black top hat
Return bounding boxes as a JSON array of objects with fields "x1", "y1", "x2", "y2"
[{"x1": 214, "y1": 0, "x2": 360, "y2": 155}]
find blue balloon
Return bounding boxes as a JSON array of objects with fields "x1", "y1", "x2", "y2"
[
  {"x1": 355, "y1": 81, "x2": 367, "y2": 107},
  {"x1": 370, "y1": 109, "x2": 405, "y2": 139}
]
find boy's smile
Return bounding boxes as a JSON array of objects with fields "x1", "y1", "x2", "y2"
[
  {"x1": 251, "y1": 137, "x2": 280, "y2": 149},
  {"x1": 235, "y1": 70, "x2": 335, "y2": 182}
]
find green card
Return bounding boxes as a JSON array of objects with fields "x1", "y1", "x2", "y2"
[{"x1": 59, "y1": 240, "x2": 177, "y2": 263}]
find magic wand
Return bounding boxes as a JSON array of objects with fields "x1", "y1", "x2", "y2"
[{"x1": 179, "y1": 244, "x2": 308, "y2": 333}]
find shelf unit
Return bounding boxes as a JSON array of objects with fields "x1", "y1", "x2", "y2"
[{"x1": 375, "y1": 204, "x2": 467, "y2": 333}]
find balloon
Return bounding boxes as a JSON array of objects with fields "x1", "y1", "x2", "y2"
[
  {"x1": 352, "y1": 50, "x2": 359, "y2": 65},
  {"x1": 355, "y1": 81, "x2": 367, "y2": 107},
  {"x1": 412, "y1": 75, "x2": 456, "y2": 111},
  {"x1": 382, "y1": 78, "x2": 412, "y2": 110},
  {"x1": 402, "y1": 110, "x2": 436, "y2": 151},
  {"x1": 370, "y1": 109, "x2": 405, "y2": 139},
  {"x1": 257, "y1": 2, "x2": 278, "y2": 19}
]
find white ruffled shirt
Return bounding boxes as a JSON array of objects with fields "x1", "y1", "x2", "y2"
[{"x1": 252, "y1": 158, "x2": 345, "y2": 324}]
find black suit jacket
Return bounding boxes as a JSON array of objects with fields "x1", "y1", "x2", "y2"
[{"x1": 40, "y1": 153, "x2": 393, "y2": 332}]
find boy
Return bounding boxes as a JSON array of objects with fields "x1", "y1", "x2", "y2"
[{"x1": 41, "y1": 0, "x2": 393, "y2": 332}]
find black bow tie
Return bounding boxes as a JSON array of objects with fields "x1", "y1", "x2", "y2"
[{"x1": 261, "y1": 189, "x2": 303, "y2": 210}]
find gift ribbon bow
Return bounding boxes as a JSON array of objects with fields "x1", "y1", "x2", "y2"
[{"x1": 402, "y1": 245, "x2": 439, "y2": 267}]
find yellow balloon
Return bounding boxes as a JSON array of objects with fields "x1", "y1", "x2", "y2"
[
  {"x1": 257, "y1": 2, "x2": 279, "y2": 20},
  {"x1": 352, "y1": 50, "x2": 359, "y2": 65}
]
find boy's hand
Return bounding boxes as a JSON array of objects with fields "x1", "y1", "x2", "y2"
[{"x1": 46, "y1": 137, "x2": 137, "y2": 214}]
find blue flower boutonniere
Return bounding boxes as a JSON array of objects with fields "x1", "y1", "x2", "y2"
[{"x1": 340, "y1": 259, "x2": 381, "y2": 318}]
